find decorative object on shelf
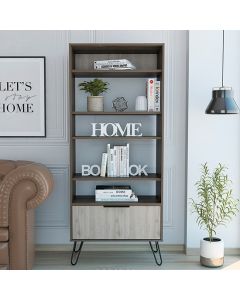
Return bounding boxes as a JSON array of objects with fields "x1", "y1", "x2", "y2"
[
  {"x1": 112, "y1": 97, "x2": 128, "y2": 112},
  {"x1": 135, "y1": 95, "x2": 148, "y2": 111},
  {"x1": 190, "y1": 163, "x2": 239, "y2": 267},
  {"x1": 146, "y1": 79, "x2": 161, "y2": 112},
  {"x1": 94, "y1": 59, "x2": 136, "y2": 70},
  {"x1": 82, "y1": 165, "x2": 100, "y2": 176},
  {"x1": 129, "y1": 164, "x2": 148, "y2": 176},
  {"x1": 79, "y1": 78, "x2": 109, "y2": 112},
  {"x1": 205, "y1": 31, "x2": 239, "y2": 114},
  {"x1": 91, "y1": 122, "x2": 142, "y2": 137},
  {"x1": 0, "y1": 56, "x2": 46, "y2": 137}
]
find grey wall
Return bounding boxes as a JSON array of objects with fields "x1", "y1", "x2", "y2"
[{"x1": 0, "y1": 30, "x2": 188, "y2": 245}]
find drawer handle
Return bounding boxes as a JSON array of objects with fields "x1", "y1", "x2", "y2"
[{"x1": 103, "y1": 205, "x2": 130, "y2": 208}]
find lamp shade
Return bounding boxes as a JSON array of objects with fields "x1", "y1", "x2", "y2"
[{"x1": 205, "y1": 87, "x2": 239, "y2": 114}]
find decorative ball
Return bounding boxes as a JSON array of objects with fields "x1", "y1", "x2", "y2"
[{"x1": 112, "y1": 97, "x2": 128, "y2": 112}]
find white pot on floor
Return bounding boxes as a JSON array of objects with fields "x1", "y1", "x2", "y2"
[{"x1": 200, "y1": 237, "x2": 224, "y2": 267}]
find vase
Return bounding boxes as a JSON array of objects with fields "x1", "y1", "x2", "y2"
[
  {"x1": 135, "y1": 96, "x2": 148, "y2": 111},
  {"x1": 200, "y1": 237, "x2": 224, "y2": 267},
  {"x1": 87, "y1": 96, "x2": 104, "y2": 112}
]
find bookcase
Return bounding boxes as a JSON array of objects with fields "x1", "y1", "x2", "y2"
[{"x1": 69, "y1": 44, "x2": 164, "y2": 265}]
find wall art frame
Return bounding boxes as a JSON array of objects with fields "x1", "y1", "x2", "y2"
[{"x1": 0, "y1": 56, "x2": 46, "y2": 137}]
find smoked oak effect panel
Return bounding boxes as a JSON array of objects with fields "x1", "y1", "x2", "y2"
[{"x1": 72, "y1": 206, "x2": 161, "y2": 240}]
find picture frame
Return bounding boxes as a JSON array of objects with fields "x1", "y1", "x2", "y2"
[{"x1": 0, "y1": 56, "x2": 46, "y2": 137}]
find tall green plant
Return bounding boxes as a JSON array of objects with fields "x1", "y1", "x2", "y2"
[
  {"x1": 79, "y1": 79, "x2": 109, "y2": 96},
  {"x1": 191, "y1": 163, "x2": 239, "y2": 241}
]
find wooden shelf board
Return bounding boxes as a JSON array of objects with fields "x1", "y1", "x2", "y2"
[
  {"x1": 72, "y1": 195, "x2": 161, "y2": 206},
  {"x1": 72, "y1": 111, "x2": 161, "y2": 115},
  {"x1": 72, "y1": 173, "x2": 161, "y2": 181},
  {"x1": 72, "y1": 136, "x2": 161, "y2": 140},
  {"x1": 72, "y1": 69, "x2": 162, "y2": 78}
]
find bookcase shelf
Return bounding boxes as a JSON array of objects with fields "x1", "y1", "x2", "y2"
[
  {"x1": 72, "y1": 69, "x2": 162, "y2": 78},
  {"x1": 72, "y1": 136, "x2": 161, "y2": 140},
  {"x1": 72, "y1": 195, "x2": 161, "y2": 206},
  {"x1": 72, "y1": 173, "x2": 161, "y2": 181},
  {"x1": 72, "y1": 111, "x2": 161, "y2": 115},
  {"x1": 69, "y1": 43, "x2": 164, "y2": 243}
]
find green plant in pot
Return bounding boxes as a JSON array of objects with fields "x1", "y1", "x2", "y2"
[
  {"x1": 191, "y1": 162, "x2": 239, "y2": 267},
  {"x1": 79, "y1": 78, "x2": 109, "y2": 112}
]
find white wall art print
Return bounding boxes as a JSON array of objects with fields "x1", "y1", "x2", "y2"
[{"x1": 0, "y1": 57, "x2": 46, "y2": 137}]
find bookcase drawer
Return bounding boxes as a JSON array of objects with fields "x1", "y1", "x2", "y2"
[{"x1": 72, "y1": 205, "x2": 161, "y2": 240}]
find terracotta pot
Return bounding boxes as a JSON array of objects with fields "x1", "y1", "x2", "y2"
[
  {"x1": 87, "y1": 96, "x2": 104, "y2": 112},
  {"x1": 200, "y1": 237, "x2": 224, "y2": 267}
]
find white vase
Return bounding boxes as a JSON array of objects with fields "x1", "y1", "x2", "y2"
[
  {"x1": 87, "y1": 96, "x2": 104, "y2": 112},
  {"x1": 135, "y1": 96, "x2": 148, "y2": 111},
  {"x1": 200, "y1": 238, "x2": 224, "y2": 267}
]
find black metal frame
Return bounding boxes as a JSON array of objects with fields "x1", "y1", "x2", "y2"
[
  {"x1": 71, "y1": 241, "x2": 84, "y2": 265},
  {"x1": 71, "y1": 241, "x2": 163, "y2": 266},
  {"x1": 149, "y1": 241, "x2": 163, "y2": 266}
]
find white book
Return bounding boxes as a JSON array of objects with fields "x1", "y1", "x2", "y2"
[
  {"x1": 100, "y1": 153, "x2": 108, "y2": 177},
  {"x1": 94, "y1": 59, "x2": 136, "y2": 70},
  {"x1": 110, "y1": 149, "x2": 114, "y2": 177},
  {"x1": 126, "y1": 144, "x2": 129, "y2": 177},
  {"x1": 96, "y1": 190, "x2": 133, "y2": 197},
  {"x1": 107, "y1": 144, "x2": 111, "y2": 177},
  {"x1": 154, "y1": 80, "x2": 161, "y2": 112},
  {"x1": 113, "y1": 147, "x2": 117, "y2": 177},
  {"x1": 119, "y1": 146, "x2": 124, "y2": 177},
  {"x1": 146, "y1": 78, "x2": 155, "y2": 112}
]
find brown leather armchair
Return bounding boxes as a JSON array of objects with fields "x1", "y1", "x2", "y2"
[{"x1": 0, "y1": 160, "x2": 53, "y2": 270}]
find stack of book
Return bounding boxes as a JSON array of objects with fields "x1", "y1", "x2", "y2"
[
  {"x1": 146, "y1": 78, "x2": 161, "y2": 112},
  {"x1": 100, "y1": 144, "x2": 129, "y2": 177},
  {"x1": 94, "y1": 59, "x2": 136, "y2": 70},
  {"x1": 95, "y1": 185, "x2": 138, "y2": 202}
]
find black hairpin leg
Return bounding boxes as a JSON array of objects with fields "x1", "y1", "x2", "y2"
[
  {"x1": 71, "y1": 241, "x2": 84, "y2": 265},
  {"x1": 149, "y1": 241, "x2": 162, "y2": 266}
]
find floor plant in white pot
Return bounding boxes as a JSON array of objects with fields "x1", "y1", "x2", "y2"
[
  {"x1": 79, "y1": 78, "x2": 109, "y2": 112},
  {"x1": 191, "y1": 163, "x2": 239, "y2": 268}
]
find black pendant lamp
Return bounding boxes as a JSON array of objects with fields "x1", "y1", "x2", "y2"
[{"x1": 205, "y1": 31, "x2": 239, "y2": 114}]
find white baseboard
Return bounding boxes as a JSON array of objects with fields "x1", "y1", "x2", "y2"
[
  {"x1": 36, "y1": 243, "x2": 185, "y2": 253},
  {"x1": 186, "y1": 248, "x2": 240, "y2": 256}
]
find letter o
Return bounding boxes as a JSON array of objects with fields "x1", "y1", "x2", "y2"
[
  {"x1": 90, "y1": 165, "x2": 100, "y2": 176},
  {"x1": 129, "y1": 165, "x2": 139, "y2": 176}
]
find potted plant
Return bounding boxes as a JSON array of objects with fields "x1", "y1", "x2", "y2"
[
  {"x1": 79, "y1": 78, "x2": 109, "y2": 112},
  {"x1": 191, "y1": 162, "x2": 239, "y2": 267}
]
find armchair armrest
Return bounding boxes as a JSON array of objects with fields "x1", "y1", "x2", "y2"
[{"x1": 0, "y1": 162, "x2": 54, "y2": 227}]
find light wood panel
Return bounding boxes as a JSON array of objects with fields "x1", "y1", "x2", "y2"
[{"x1": 72, "y1": 206, "x2": 161, "y2": 240}]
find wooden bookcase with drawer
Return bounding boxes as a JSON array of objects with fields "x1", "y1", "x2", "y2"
[{"x1": 69, "y1": 43, "x2": 164, "y2": 265}]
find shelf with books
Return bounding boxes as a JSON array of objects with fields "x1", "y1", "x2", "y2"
[
  {"x1": 72, "y1": 69, "x2": 162, "y2": 78},
  {"x1": 72, "y1": 173, "x2": 161, "y2": 181},
  {"x1": 72, "y1": 195, "x2": 161, "y2": 206}
]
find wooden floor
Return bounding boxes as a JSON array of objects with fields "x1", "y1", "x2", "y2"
[{"x1": 34, "y1": 251, "x2": 240, "y2": 270}]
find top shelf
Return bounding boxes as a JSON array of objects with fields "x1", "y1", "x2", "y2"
[{"x1": 72, "y1": 69, "x2": 162, "y2": 78}]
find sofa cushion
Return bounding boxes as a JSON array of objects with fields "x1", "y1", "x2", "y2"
[{"x1": 0, "y1": 228, "x2": 9, "y2": 242}]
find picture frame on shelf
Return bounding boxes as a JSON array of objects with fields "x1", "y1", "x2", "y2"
[{"x1": 0, "y1": 56, "x2": 46, "y2": 137}]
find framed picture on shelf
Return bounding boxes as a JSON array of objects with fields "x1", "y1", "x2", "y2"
[{"x1": 0, "y1": 56, "x2": 46, "y2": 137}]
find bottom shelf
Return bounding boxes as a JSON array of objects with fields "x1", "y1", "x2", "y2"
[{"x1": 72, "y1": 195, "x2": 161, "y2": 206}]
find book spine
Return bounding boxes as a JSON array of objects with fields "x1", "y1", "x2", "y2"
[
  {"x1": 113, "y1": 147, "x2": 117, "y2": 177},
  {"x1": 100, "y1": 153, "x2": 108, "y2": 177},
  {"x1": 126, "y1": 144, "x2": 129, "y2": 177},
  {"x1": 146, "y1": 79, "x2": 155, "y2": 112},
  {"x1": 154, "y1": 80, "x2": 161, "y2": 112},
  {"x1": 110, "y1": 149, "x2": 114, "y2": 177},
  {"x1": 107, "y1": 144, "x2": 111, "y2": 177}
]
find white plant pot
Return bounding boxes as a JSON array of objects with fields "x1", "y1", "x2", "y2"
[
  {"x1": 87, "y1": 96, "x2": 104, "y2": 112},
  {"x1": 200, "y1": 238, "x2": 224, "y2": 267}
]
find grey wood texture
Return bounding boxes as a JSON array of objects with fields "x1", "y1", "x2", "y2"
[{"x1": 72, "y1": 206, "x2": 161, "y2": 239}]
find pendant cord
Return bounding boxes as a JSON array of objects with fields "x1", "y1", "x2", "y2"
[{"x1": 222, "y1": 30, "x2": 224, "y2": 87}]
